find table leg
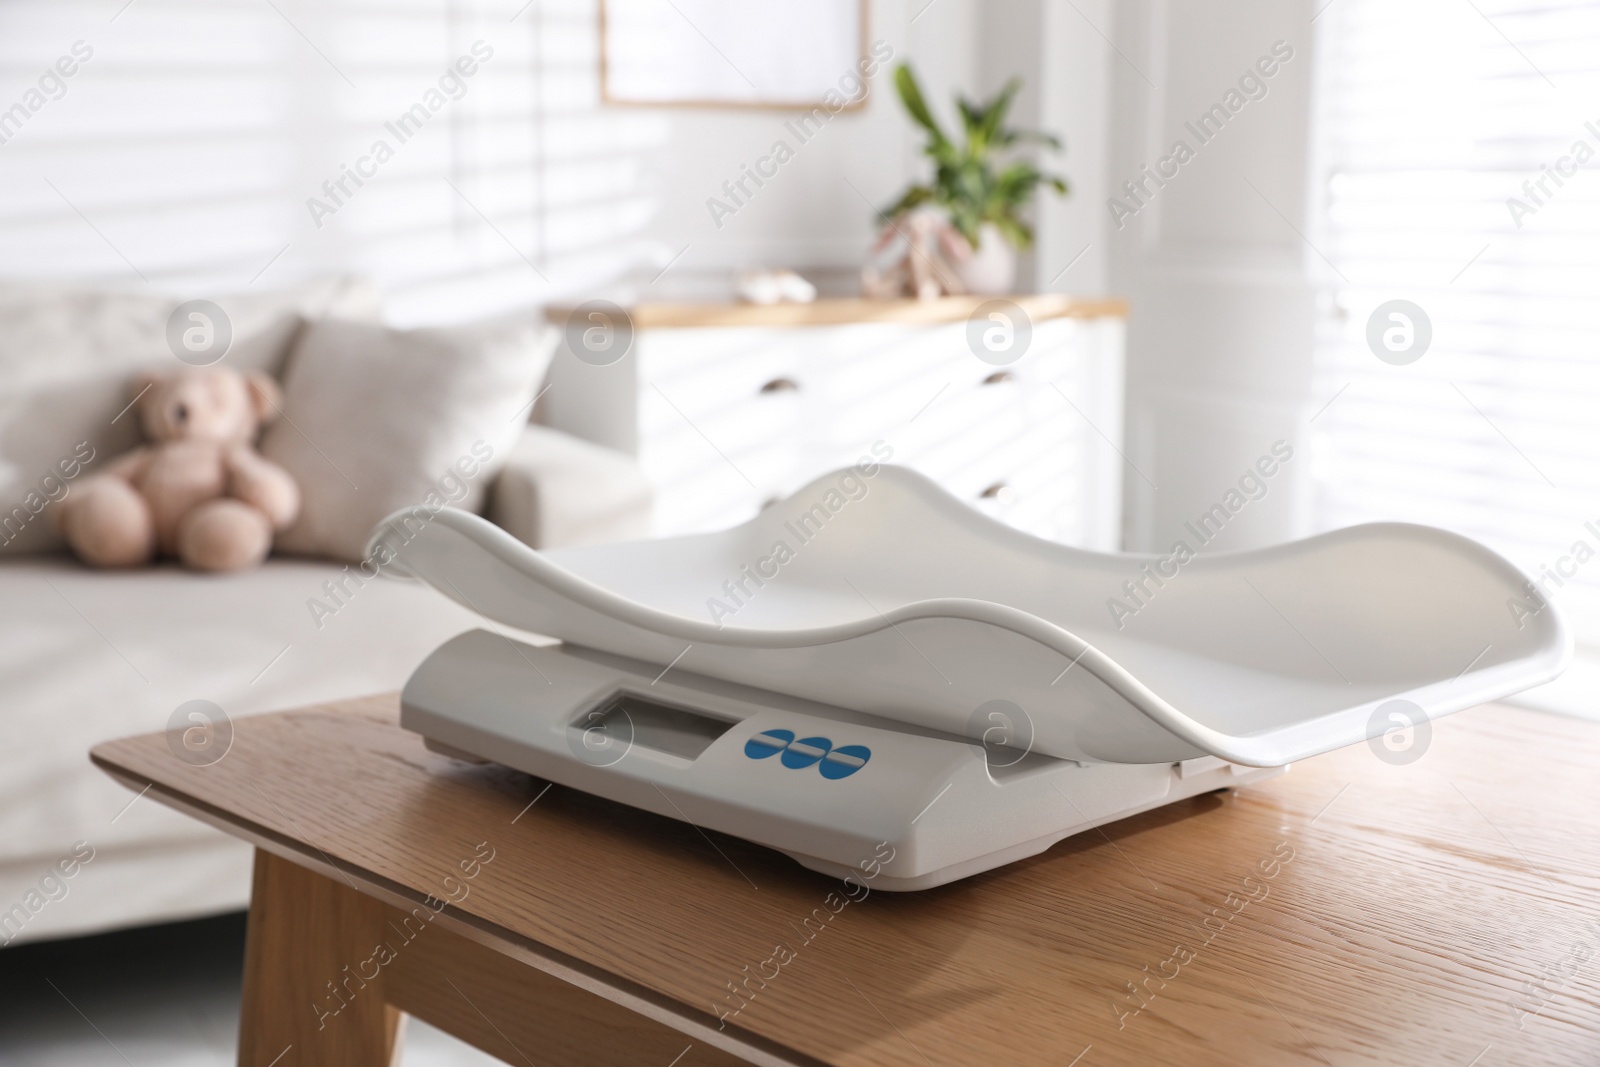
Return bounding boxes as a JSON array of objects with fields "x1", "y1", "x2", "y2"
[
  {"x1": 237, "y1": 847, "x2": 755, "y2": 1066},
  {"x1": 237, "y1": 849, "x2": 405, "y2": 1067}
]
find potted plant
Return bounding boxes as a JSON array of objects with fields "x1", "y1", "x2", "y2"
[{"x1": 869, "y1": 64, "x2": 1069, "y2": 298}]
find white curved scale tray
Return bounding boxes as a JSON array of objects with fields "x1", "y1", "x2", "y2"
[{"x1": 376, "y1": 466, "x2": 1569, "y2": 767}]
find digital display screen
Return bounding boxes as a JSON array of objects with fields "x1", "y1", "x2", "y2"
[{"x1": 572, "y1": 692, "x2": 734, "y2": 760}]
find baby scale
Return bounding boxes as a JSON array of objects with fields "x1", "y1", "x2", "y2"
[{"x1": 382, "y1": 466, "x2": 1568, "y2": 890}]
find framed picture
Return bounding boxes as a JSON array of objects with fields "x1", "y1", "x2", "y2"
[{"x1": 601, "y1": 0, "x2": 869, "y2": 109}]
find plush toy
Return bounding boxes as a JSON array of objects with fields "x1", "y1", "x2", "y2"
[{"x1": 59, "y1": 367, "x2": 300, "y2": 572}]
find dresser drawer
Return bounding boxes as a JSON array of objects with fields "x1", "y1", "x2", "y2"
[
  {"x1": 640, "y1": 331, "x2": 800, "y2": 427},
  {"x1": 637, "y1": 326, "x2": 808, "y2": 524},
  {"x1": 626, "y1": 303, "x2": 1125, "y2": 546}
]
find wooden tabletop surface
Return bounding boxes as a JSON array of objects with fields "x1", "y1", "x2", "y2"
[{"x1": 92, "y1": 697, "x2": 1600, "y2": 1067}]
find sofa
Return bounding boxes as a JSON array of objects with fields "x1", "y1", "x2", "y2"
[{"x1": 0, "y1": 278, "x2": 650, "y2": 945}]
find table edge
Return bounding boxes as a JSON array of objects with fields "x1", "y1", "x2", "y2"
[{"x1": 89, "y1": 748, "x2": 825, "y2": 1067}]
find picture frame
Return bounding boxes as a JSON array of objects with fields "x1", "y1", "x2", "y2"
[{"x1": 600, "y1": 0, "x2": 869, "y2": 110}]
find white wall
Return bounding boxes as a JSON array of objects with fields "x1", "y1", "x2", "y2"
[
  {"x1": 976, "y1": 0, "x2": 1113, "y2": 298},
  {"x1": 0, "y1": 0, "x2": 672, "y2": 324},
  {"x1": 628, "y1": 0, "x2": 966, "y2": 299},
  {"x1": 0, "y1": 0, "x2": 1107, "y2": 319},
  {"x1": 635, "y1": 0, "x2": 1111, "y2": 302}
]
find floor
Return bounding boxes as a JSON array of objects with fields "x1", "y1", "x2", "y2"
[{"x1": 0, "y1": 913, "x2": 501, "y2": 1066}]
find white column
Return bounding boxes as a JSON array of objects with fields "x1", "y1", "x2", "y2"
[{"x1": 1107, "y1": 0, "x2": 1320, "y2": 552}]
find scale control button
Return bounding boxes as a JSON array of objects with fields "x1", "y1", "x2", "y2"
[
  {"x1": 743, "y1": 730, "x2": 871, "y2": 778},
  {"x1": 744, "y1": 729, "x2": 793, "y2": 759},
  {"x1": 781, "y1": 736, "x2": 832, "y2": 768},
  {"x1": 820, "y1": 745, "x2": 871, "y2": 780}
]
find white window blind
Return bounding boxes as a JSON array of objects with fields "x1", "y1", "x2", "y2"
[
  {"x1": 0, "y1": 0, "x2": 663, "y2": 324},
  {"x1": 1313, "y1": 0, "x2": 1600, "y2": 697}
]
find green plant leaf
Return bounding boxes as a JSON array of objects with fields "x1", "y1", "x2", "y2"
[
  {"x1": 880, "y1": 184, "x2": 936, "y2": 221},
  {"x1": 957, "y1": 97, "x2": 988, "y2": 154},
  {"x1": 995, "y1": 161, "x2": 1041, "y2": 191},
  {"x1": 978, "y1": 79, "x2": 1022, "y2": 146},
  {"x1": 1006, "y1": 129, "x2": 1064, "y2": 151},
  {"x1": 893, "y1": 65, "x2": 950, "y2": 150}
]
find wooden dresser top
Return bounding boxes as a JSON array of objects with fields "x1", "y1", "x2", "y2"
[{"x1": 546, "y1": 295, "x2": 1128, "y2": 329}]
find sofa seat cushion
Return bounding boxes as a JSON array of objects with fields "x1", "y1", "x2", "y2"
[{"x1": 0, "y1": 555, "x2": 493, "y2": 944}]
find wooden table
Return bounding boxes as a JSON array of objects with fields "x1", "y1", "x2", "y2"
[{"x1": 92, "y1": 696, "x2": 1600, "y2": 1066}]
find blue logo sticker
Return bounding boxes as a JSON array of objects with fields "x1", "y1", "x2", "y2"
[{"x1": 744, "y1": 730, "x2": 870, "y2": 779}]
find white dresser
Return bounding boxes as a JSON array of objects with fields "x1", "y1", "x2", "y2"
[{"x1": 543, "y1": 296, "x2": 1127, "y2": 549}]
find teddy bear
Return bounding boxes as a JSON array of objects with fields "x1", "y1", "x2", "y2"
[{"x1": 58, "y1": 367, "x2": 300, "y2": 572}]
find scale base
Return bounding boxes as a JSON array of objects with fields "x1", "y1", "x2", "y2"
[
  {"x1": 405, "y1": 631, "x2": 1287, "y2": 890},
  {"x1": 783, "y1": 759, "x2": 1284, "y2": 891}
]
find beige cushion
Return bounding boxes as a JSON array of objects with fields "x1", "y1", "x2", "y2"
[
  {"x1": 0, "y1": 277, "x2": 382, "y2": 555},
  {"x1": 263, "y1": 318, "x2": 556, "y2": 562}
]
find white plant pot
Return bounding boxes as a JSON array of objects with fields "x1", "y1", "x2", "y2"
[{"x1": 956, "y1": 223, "x2": 1017, "y2": 295}]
